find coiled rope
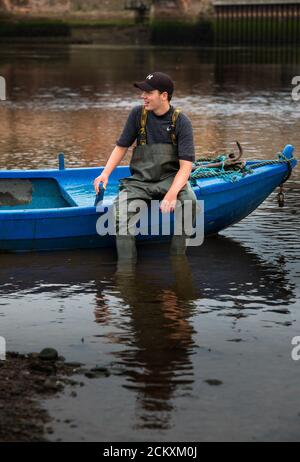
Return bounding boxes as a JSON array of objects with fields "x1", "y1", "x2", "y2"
[{"x1": 189, "y1": 151, "x2": 293, "y2": 186}]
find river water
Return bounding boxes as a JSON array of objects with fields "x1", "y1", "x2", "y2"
[{"x1": 0, "y1": 44, "x2": 299, "y2": 442}]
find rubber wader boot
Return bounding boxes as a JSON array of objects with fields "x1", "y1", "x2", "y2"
[
  {"x1": 170, "y1": 234, "x2": 187, "y2": 256},
  {"x1": 115, "y1": 235, "x2": 137, "y2": 262}
]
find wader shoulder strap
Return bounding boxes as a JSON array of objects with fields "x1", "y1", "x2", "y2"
[
  {"x1": 139, "y1": 106, "x2": 148, "y2": 146},
  {"x1": 171, "y1": 107, "x2": 181, "y2": 146},
  {"x1": 138, "y1": 106, "x2": 181, "y2": 146}
]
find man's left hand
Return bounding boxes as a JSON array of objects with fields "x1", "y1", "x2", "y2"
[{"x1": 160, "y1": 192, "x2": 178, "y2": 213}]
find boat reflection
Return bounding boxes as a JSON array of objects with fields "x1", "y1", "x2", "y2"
[{"x1": 0, "y1": 235, "x2": 294, "y2": 303}]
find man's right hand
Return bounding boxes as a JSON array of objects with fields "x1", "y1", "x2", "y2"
[{"x1": 94, "y1": 172, "x2": 109, "y2": 193}]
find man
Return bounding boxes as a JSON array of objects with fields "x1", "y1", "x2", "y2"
[{"x1": 94, "y1": 71, "x2": 197, "y2": 260}]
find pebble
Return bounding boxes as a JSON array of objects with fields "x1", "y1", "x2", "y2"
[
  {"x1": 204, "y1": 379, "x2": 223, "y2": 386},
  {"x1": 44, "y1": 377, "x2": 65, "y2": 392},
  {"x1": 85, "y1": 372, "x2": 97, "y2": 379},
  {"x1": 39, "y1": 348, "x2": 58, "y2": 361},
  {"x1": 90, "y1": 366, "x2": 110, "y2": 377}
]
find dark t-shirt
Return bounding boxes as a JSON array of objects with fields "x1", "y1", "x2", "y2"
[{"x1": 116, "y1": 105, "x2": 195, "y2": 162}]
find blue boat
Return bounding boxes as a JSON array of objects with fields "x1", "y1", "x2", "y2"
[{"x1": 0, "y1": 144, "x2": 297, "y2": 253}]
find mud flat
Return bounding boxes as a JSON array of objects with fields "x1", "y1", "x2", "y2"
[{"x1": 0, "y1": 350, "x2": 84, "y2": 442}]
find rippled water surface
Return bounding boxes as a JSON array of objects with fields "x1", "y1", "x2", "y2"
[{"x1": 0, "y1": 45, "x2": 299, "y2": 442}]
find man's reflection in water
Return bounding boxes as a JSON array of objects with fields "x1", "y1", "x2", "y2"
[
  {"x1": 95, "y1": 254, "x2": 198, "y2": 430},
  {"x1": 93, "y1": 236, "x2": 295, "y2": 430}
]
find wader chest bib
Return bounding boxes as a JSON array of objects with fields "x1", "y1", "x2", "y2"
[
  {"x1": 120, "y1": 106, "x2": 182, "y2": 188},
  {"x1": 119, "y1": 143, "x2": 180, "y2": 196},
  {"x1": 114, "y1": 106, "x2": 197, "y2": 259}
]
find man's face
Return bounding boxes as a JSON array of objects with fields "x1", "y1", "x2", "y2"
[{"x1": 141, "y1": 89, "x2": 168, "y2": 111}]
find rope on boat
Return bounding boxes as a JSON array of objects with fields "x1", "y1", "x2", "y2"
[{"x1": 189, "y1": 150, "x2": 293, "y2": 186}]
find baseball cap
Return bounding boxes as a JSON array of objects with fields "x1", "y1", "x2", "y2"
[{"x1": 133, "y1": 72, "x2": 174, "y2": 96}]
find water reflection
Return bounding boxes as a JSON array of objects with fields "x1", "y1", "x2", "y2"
[
  {"x1": 91, "y1": 236, "x2": 295, "y2": 429},
  {"x1": 0, "y1": 235, "x2": 296, "y2": 430},
  {"x1": 0, "y1": 236, "x2": 294, "y2": 303},
  {"x1": 0, "y1": 45, "x2": 300, "y2": 169},
  {"x1": 112, "y1": 256, "x2": 196, "y2": 430}
]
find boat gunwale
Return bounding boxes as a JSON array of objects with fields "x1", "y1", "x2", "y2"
[{"x1": 0, "y1": 160, "x2": 296, "y2": 220}]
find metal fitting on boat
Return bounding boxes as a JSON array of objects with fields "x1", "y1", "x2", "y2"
[{"x1": 277, "y1": 185, "x2": 285, "y2": 207}]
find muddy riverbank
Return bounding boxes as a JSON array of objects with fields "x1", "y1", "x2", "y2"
[{"x1": 0, "y1": 350, "x2": 85, "y2": 441}]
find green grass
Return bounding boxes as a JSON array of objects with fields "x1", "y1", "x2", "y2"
[
  {"x1": 0, "y1": 19, "x2": 71, "y2": 37},
  {"x1": 64, "y1": 18, "x2": 135, "y2": 28},
  {"x1": 0, "y1": 17, "x2": 136, "y2": 37}
]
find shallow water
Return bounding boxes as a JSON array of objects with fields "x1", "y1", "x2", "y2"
[{"x1": 0, "y1": 45, "x2": 299, "y2": 442}]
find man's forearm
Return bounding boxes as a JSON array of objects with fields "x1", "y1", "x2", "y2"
[
  {"x1": 168, "y1": 161, "x2": 193, "y2": 196},
  {"x1": 103, "y1": 145, "x2": 128, "y2": 176}
]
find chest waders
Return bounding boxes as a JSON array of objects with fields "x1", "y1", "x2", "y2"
[{"x1": 113, "y1": 107, "x2": 197, "y2": 260}]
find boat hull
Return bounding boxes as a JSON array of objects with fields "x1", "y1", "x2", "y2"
[{"x1": 0, "y1": 147, "x2": 297, "y2": 252}]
